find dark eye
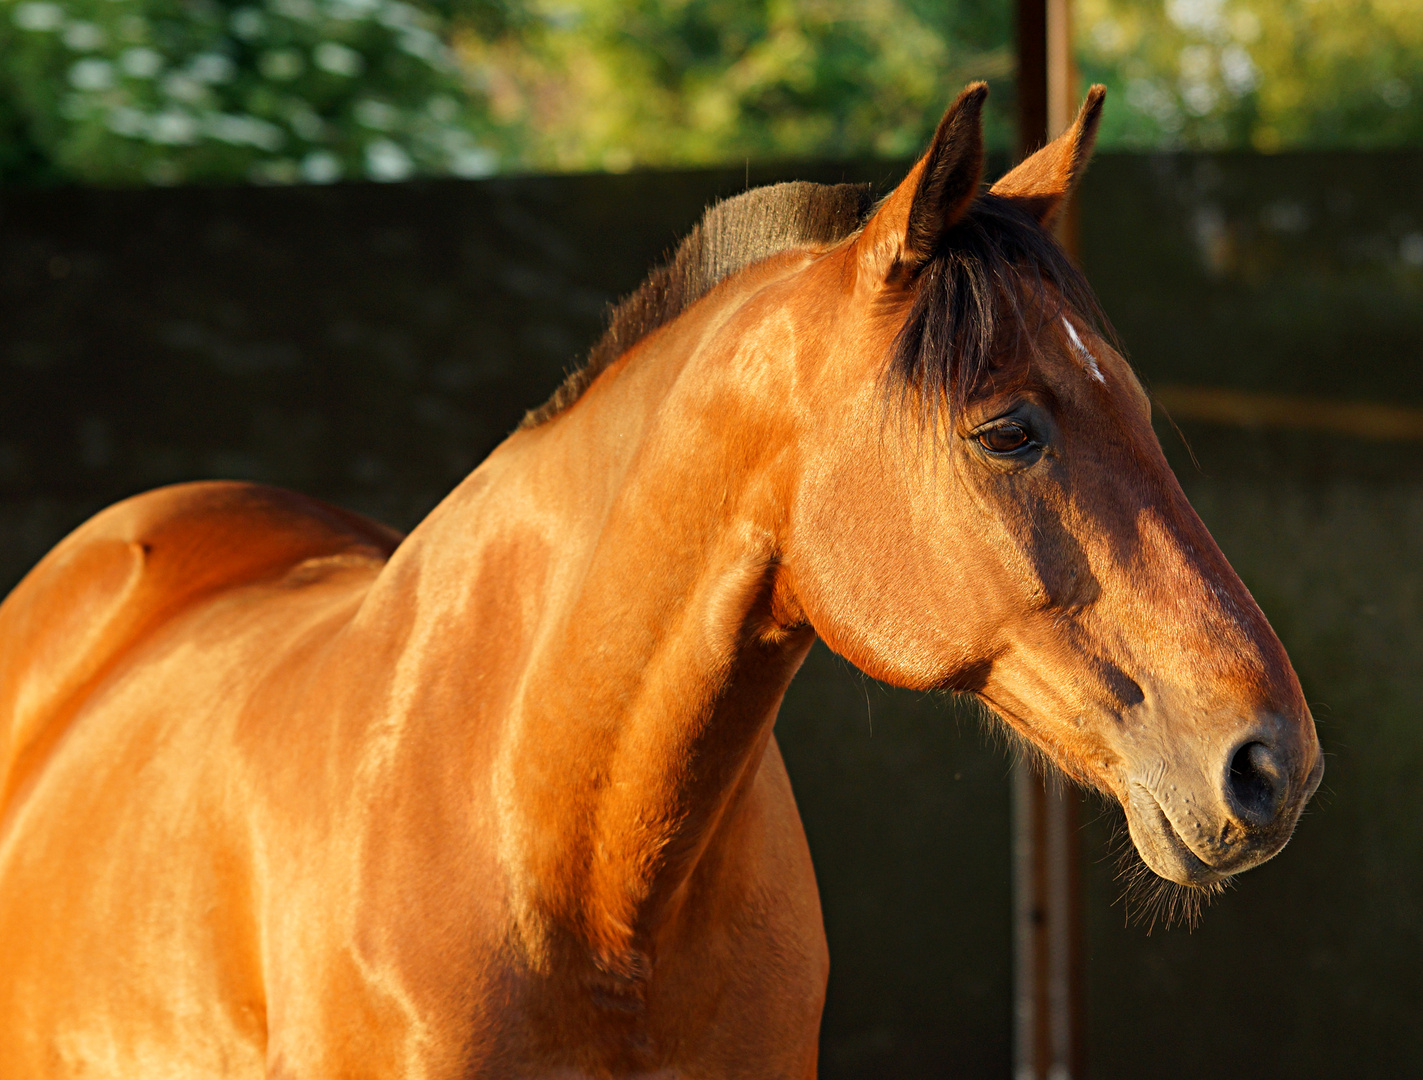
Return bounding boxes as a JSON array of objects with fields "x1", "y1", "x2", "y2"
[{"x1": 976, "y1": 422, "x2": 1032, "y2": 455}]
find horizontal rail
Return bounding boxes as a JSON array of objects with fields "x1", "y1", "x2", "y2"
[{"x1": 1152, "y1": 385, "x2": 1423, "y2": 442}]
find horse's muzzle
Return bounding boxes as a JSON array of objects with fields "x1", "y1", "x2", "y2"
[{"x1": 1122, "y1": 715, "x2": 1324, "y2": 886}]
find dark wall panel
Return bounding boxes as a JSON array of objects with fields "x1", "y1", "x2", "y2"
[{"x1": 1078, "y1": 152, "x2": 1423, "y2": 1079}]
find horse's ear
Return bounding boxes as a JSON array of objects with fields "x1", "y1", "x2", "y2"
[
  {"x1": 856, "y1": 82, "x2": 987, "y2": 282},
  {"x1": 990, "y1": 85, "x2": 1106, "y2": 227}
]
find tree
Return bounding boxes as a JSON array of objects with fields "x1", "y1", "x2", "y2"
[
  {"x1": 2, "y1": 0, "x2": 1419, "y2": 185},
  {"x1": 457, "y1": 0, "x2": 1017, "y2": 171},
  {"x1": 0, "y1": 0, "x2": 504, "y2": 184},
  {"x1": 1077, "y1": 0, "x2": 1423, "y2": 149}
]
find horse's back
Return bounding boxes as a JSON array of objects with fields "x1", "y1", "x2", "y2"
[{"x1": 0, "y1": 480, "x2": 400, "y2": 808}]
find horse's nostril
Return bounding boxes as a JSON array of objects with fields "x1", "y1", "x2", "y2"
[{"x1": 1226, "y1": 740, "x2": 1284, "y2": 825}]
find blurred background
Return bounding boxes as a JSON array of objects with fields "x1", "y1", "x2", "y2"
[
  {"x1": 1, "y1": 0, "x2": 1420, "y2": 1076},
  {"x1": 1, "y1": 0, "x2": 1421, "y2": 183}
]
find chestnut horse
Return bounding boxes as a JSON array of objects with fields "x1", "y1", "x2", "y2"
[{"x1": 0, "y1": 85, "x2": 1320, "y2": 1077}]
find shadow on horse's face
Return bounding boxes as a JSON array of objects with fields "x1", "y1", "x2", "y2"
[
  {"x1": 960, "y1": 314, "x2": 1322, "y2": 889},
  {"x1": 783, "y1": 89, "x2": 1321, "y2": 894},
  {"x1": 791, "y1": 298, "x2": 1322, "y2": 890}
]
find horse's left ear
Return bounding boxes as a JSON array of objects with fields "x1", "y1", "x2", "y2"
[
  {"x1": 855, "y1": 82, "x2": 987, "y2": 282},
  {"x1": 990, "y1": 85, "x2": 1106, "y2": 227}
]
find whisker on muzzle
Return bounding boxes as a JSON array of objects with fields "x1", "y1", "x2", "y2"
[
  {"x1": 974, "y1": 697, "x2": 1232, "y2": 933},
  {"x1": 1102, "y1": 804, "x2": 1230, "y2": 933}
]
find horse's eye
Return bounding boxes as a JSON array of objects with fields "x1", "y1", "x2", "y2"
[{"x1": 977, "y1": 423, "x2": 1031, "y2": 455}]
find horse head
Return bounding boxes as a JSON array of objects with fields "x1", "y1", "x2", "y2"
[{"x1": 782, "y1": 84, "x2": 1322, "y2": 894}]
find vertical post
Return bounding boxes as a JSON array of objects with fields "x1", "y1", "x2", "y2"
[
  {"x1": 1046, "y1": 0, "x2": 1081, "y2": 255},
  {"x1": 1012, "y1": 1, "x2": 1085, "y2": 1079},
  {"x1": 1013, "y1": 771, "x2": 1085, "y2": 1080},
  {"x1": 1016, "y1": 0, "x2": 1047, "y2": 159},
  {"x1": 1018, "y1": 0, "x2": 1076, "y2": 152}
]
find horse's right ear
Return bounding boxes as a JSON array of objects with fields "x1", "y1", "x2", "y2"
[
  {"x1": 855, "y1": 83, "x2": 987, "y2": 283},
  {"x1": 989, "y1": 85, "x2": 1106, "y2": 227}
]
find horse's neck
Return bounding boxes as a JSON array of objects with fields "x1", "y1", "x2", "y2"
[{"x1": 373, "y1": 260, "x2": 818, "y2": 985}]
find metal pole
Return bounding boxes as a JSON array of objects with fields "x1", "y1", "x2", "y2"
[
  {"x1": 1012, "y1": 0, "x2": 1086, "y2": 1077},
  {"x1": 1013, "y1": 769, "x2": 1085, "y2": 1080}
]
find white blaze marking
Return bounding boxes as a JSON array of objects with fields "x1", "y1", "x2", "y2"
[{"x1": 1062, "y1": 317, "x2": 1105, "y2": 383}]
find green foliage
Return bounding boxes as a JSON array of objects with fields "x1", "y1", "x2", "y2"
[
  {"x1": 1, "y1": 0, "x2": 1420, "y2": 185},
  {"x1": 1079, "y1": 0, "x2": 1423, "y2": 149},
  {"x1": 459, "y1": 0, "x2": 1017, "y2": 170},
  {"x1": 0, "y1": 0, "x2": 501, "y2": 184}
]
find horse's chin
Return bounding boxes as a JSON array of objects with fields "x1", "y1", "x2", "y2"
[{"x1": 1123, "y1": 784, "x2": 1233, "y2": 887}]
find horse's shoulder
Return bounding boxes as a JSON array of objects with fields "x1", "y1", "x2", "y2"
[{"x1": 0, "y1": 481, "x2": 401, "y2": 799}]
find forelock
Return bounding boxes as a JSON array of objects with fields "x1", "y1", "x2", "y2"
[{"x1": 886, "y1": 193, "x2": 1117, "y2": 426}]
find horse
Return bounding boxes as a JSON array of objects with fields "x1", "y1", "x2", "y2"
[{"x1": 0, "y1": 84, "x2": 1321, "y2": 1077}]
